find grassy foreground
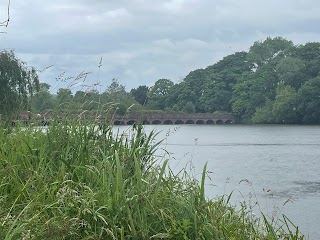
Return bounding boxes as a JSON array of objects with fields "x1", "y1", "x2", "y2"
[{"x1": 0, "y1": 120, "x2": 304, "y2": 239}]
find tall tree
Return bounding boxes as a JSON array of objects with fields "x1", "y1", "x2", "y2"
[
  {"x1": 73, "y1": 90, "x2": 100, "y2": 110},
  {"x1": 102, "y1": 79, "x2": 141, "y2": 114},
  {"x1": 0, "y1": 51, "x2": 39, "y2": 120},
  {"x1": 293, "y1": 42, "x2": 320, "y2": 78},
  {"x1": 231, "y1": 77, "x2": 269, "y2": 122},
  {"x1": 56, "y1": 88, "x2": 73, "y2": 110},
  {"x1": 130, "y1": 85, "x2": 149, "y2": 105},
  {"x1": 199, "y1": 74, "x2": 232, "y2": 112},
  {"x1": 248, "y1": 37, "x2": 294, "y2": 68},
  {"x1": 272, "y1": 84, "x2": 299, "y2": 123},
  {"x1": 147, "y1": 79, "x2": 174, "y2": 110},
  {"x1": 31, "y1": 83, "x2": 55, "y2": 111},
  {"x1": 275, "y1": 57, "x2": 306, "y2": 90},
  {"x1": 106, "y1": 78, "x2": 125, "y2": 94},
  {"x1": 298, "y1": 77, "x2": 320, "y2": 124},
  {"x1": 174, "y1": 69, "x2": 207, "y2": 112}
]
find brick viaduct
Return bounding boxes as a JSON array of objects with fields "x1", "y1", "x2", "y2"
[
  {"x1": 17, "y1": 112, "x2": 235, "y2": 125},
  {"x1": 112, "y1": 113, "x2": 235, "y2": 125}
]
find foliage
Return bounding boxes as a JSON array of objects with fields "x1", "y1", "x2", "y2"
[
  {"x1": 100, "y1": 78, "x2": 142, "y2": 115},
  {"x1": 252, "y1": 85, "x2": 299, "y2": 124},
  {"x1": 183, "y1": 101, "x2": 196, "y2": 113},
  {"x1": 0, "y1": 51, "x2": 39, "y2": 120},
  {"x1": 272, "y1": 85, "x2": 298, "y2": 123},
  {"x1": 56, "y1": 88, "x2": 73, "y2": 109},
  {"x1": 297, "y1": 77, "x2": 320, "y2": 124},
  {"x1": 247, "y1": 37, "x2": 294, "y2": 68},
  {"x1": 275, "y1": 57, "x2": 306, "y2": 90},
  {"x1": 131, "y1": 85, "x2": 149, "y2": 105},
  {"x1": 231, "y1": 78, "x2": 268, "y2": 123},
  {"x1": 73, "y1": 89, "x2": 100, "y2": 111},
  {"x1": 147, "y1": 78, "x2": 174, "y2": 110},
  {"x1": 252, "y1": 99, "x2": 274, "y2": 124},
  {"x1": 31, "y1": 83, "x2": 55, "y2": 112},
  {"x1": 11, "y1": 36, "x2": 320, "y2": 124},
  {"x1": 229, "y1": 38, "x2": 320, "y2": 123},
  {"x1": 0, "y1": 119, "x2": 304, "y2": 239}
]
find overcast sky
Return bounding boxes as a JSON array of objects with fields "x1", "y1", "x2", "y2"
[{"x1": 1, "y1": 0, "x2": 320, "y2": 93}]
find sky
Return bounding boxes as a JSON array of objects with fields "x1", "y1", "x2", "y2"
[{"x1": 1, "y1": 0, "x2": 320, "y2": 93}]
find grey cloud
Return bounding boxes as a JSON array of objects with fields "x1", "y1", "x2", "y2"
[{"x1": 1, "y1": 0, "x2": 320, "y2": 91}]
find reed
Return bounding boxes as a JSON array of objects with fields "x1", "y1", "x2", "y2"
[{"x1": 0, "y1": 118, "x2": 304, "y2": 239}]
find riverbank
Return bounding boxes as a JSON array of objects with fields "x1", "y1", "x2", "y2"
[{"x1": 0, "y1": 120, "x2": 304, "y2": 239}]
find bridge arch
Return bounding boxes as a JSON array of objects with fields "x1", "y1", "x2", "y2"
[
  {"x1": 114, "y1": 120, "x2": 125, "y2": 125},
  {"x1": 216, "y1": 119, "x2": 224, "y2": 124},
  {"x1": 196, "y1": 120, "x2": 205, "y2": 124},
  {"x1": 152, "y1": 120, "x2": 162, "y2": 125},
  {"x1": 127, "y1": 120, "x2": 137, "y2": 125},
  {"x1": 206, "y1": 120, "x2": 215, "y2": 124},
  {"x1": 17, "y1": 112, "x2": 235, "y2": 126},
  {"x1": 163, "y1": 120, "x2": 174, "y2": 125},
  {"x1": 175, "y1": 119, "x2": 184, "y2": 124},
  {"x1": 185, "y1": 120, "x2": 195, "y2": 124},
  {"x1": 143, "y1": 120, "x2": 150, "y2": 125}
]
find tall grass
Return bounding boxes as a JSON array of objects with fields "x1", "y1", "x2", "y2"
[{"x1": 0, "y1": 118, "x2": 304, "y2": 239}]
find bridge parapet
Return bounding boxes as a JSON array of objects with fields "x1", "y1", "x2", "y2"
[
  {"x1": 16, "y1": 112, "x2": 236, "y2": 126},
  {"x1": 112, "y1": 113, "x2": 235, "y2": 125}
]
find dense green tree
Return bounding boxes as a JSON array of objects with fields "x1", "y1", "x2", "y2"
[
  {"x1": 0, "y1": 51, "x2": 39, "y2": 120},
  {"x1": 131, "y1": 85, "x2": 149, "y2": 105},
  {"x1": 172, "y1": 104, "x2": 180, "y2": 112},
  {"x1": 248, "y1": 37, "x2": 294, "y2": 68},
  {"x1": 25, "y1": 37, "x2": 320, "y2": 124},
  {"x1": 165, "y1": 83, "x2": 181, "y2": 110},
  {"x1": 73, "y1": 90, "x2": 100, "y2": 110},
  {"x1": 147, "y1": 79, "x2": 174, "y2": 110},
  {"x1": 231, "y1": 42, "x2": 293, "y2": 122},
  {"x1": 293, "y1": 42, "x2": 320, "y2": 78},
  {"x1": 106, "y1": 78, "x2": 125, "y2": 94},
  {"x1": 199, "y1": 75, "x2": 232, "y2": 112},
  {"x1": 183, "y1": 101, "x2": 196, "y2": 113},
  {"x1": 181, "y1": 52, "x2": 252, "y2": 113},
  {"x1": 293, "y1": 42, "x2": 320, "y2": 62},
  {"x1": 245, "y1": 85, "x2": 299, "y2": 124},
  {"x1": 206, "y1": 51, "x2": 252, "y2": 82},
  {"x1": 102, "y1": 79, "x2": 141, "y2": 114},
  {"x1": 272, "y1": 85, "x2": 299, "y2": 123},
  {"x1": 56, "y1": 88, "x2": 73, "y2": 110},
  {"x1": 275, "y1": 57, "x2": 306, "y2": 90},
  {"x1": 297, "y1": 77, "x2": 320, "y2": 124},
  {"x1": 252, "y1": 99, "x2": 274, "y2": 124},
  {"x1": 196, "y1": 52, "x2": 250, "y2": 113},
  {"x1": 73, "y1": 90, "x2": 87, "y2": 105},
  {"x1": 173, "y1": 69, "x2": 207, "y2": 111},
  {"x1": 305, "y1": 57, "x2": 320, "y2": 78},
  {"x1": 231, "y1": 77, "x2": 269, "y2": 122},
  {"x1": 31, "y1": 83, "x2": 55, "y2": 111}
]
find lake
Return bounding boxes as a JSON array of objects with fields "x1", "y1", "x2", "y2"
[{"x1": 117, "y1": 124, "x2": 320, "y2": 239}]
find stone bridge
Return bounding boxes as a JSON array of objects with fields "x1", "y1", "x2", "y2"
[
  {"x1": 112, "y1": 113, "x2": 235, "y2": 125},
  {"x1": 17, "y1": 112, "x2": 235, "y2": 125}
]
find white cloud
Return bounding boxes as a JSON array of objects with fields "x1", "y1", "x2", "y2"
[{"x1": 1, "y1": 0, "x2": 320, "y2": 91}]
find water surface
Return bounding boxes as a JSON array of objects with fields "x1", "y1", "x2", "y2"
[{"x1": 117, "y1": 124, "x2": 320, "y2": 239}]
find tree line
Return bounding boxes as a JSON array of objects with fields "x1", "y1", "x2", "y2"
[{"x1": 1, "y1": 37, "x2": 320, "y2": 124}]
